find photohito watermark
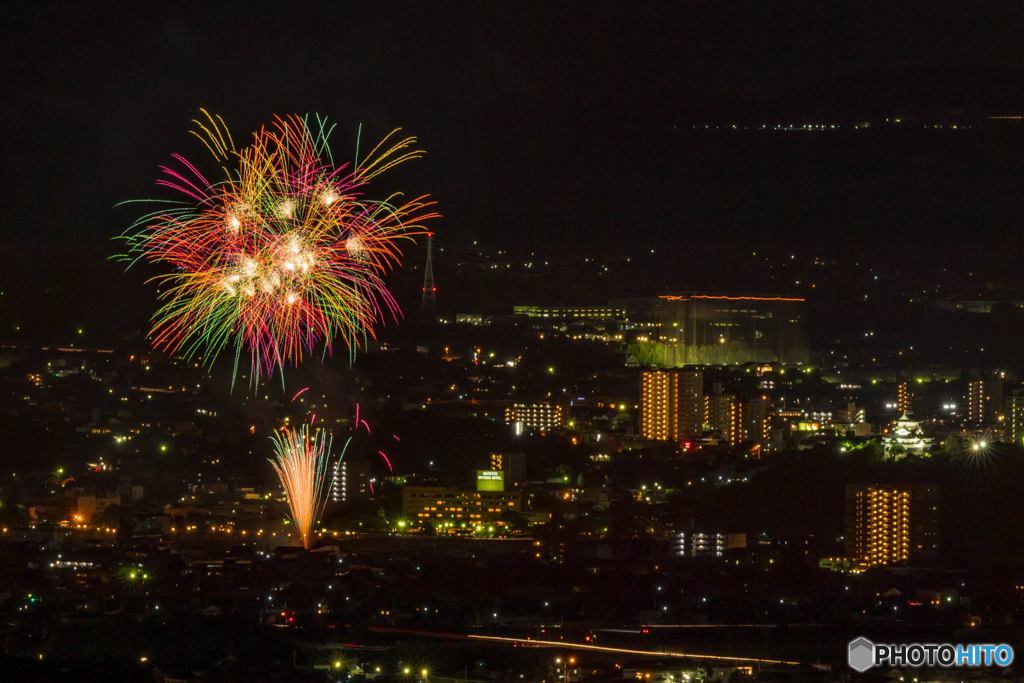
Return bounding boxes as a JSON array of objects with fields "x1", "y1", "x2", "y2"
[{"x1": 848, "y1": 636, "x2": 1014, "y2": 673}]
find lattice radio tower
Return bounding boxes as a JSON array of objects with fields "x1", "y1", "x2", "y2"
[{"x1": 420, "y1": 233, "x2": 436, "y2": 314}]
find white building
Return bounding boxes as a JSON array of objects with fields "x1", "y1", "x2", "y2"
[{"x1": 884, "y1": 415, "x2": 932, "y2": 457}]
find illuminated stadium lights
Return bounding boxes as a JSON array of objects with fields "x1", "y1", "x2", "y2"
[{"x1": 628, "y1": 293, "x2": 808, "y2": 366}]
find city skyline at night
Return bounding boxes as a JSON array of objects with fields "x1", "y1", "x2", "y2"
[{"x1": 2, "y1": 3, "x2": 1024, "y2": 681}]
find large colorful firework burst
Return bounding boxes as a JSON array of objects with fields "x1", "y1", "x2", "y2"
[
  {"x1": 269, "y1": 423, "x2": 335, "y2": 550},
  {"x1": 118, "y1": 109, "x2": 437, "y2": 385}
]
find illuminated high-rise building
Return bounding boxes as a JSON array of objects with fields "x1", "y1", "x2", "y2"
[
  {"x1": 896, "y1": 381, "x2": 912, "y2": 416},
  {"x1": 965, "y1": 376, "x2": 1005, "y2": 426},
  {"x1": 836, "y1": 401, "x2": 865, "y2": 425},
  {"x1": 1010, "y1": 393, "x2": 1024, "y2": 448},
  {"x1": 986, "y1": 377, "x2": 1005, "y2": 423},
  {"x1": 331, "y1": 459, "x2": 348, "y2": 503},
  {"x1": 706, "y1": 383, "x2": 743, "y2": 445},
  {"x1": 679, "y1": 371, "x2": 704, "y2": 438},
  {"x1": 641, "y1": 371, "x2": 673, "y2": 441},
  {"x1": 844, "y1": 484, "x2": 939, "y2": 569},
  {"x1": 639, "y1": 369, "x2": 703, "y2": 442},
  {"x1": 332, "y1": 457, "x2": 372, "y2": 503},
  {"x1": 727, "y1": 399, "x2": 743, "y2": 446},
  {"x1": 490, "y1": 452, "x2": 526, "y2": 486},
  {"x1": 966, "y1": 378, "x2": 985, "y2": 425},
  {"x1": 706, "y1": 385, "x2": 726, "y2": 433},
  {"x1": 640, "y1": 371, "x2": 671, "y2": 440},
  {"x1": 743, "y1": 396, "x2": 770, "y2": 447}
]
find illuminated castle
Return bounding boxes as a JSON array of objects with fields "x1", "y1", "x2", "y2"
[{"x1": 884, "y1": 415, "x2": 932, "y2": 457}]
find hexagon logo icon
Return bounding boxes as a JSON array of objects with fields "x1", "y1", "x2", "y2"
[{"x1": 848, "y1": 636, "x2": 875, "y2": 673}]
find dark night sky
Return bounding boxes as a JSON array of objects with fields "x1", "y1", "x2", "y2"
[{"x1": 2, "y1": 2, "x2": 1024, "y2": 339}]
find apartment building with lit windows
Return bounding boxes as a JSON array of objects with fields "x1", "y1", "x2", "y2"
[
  {"x1": 639, "y1": 369, "x2": 703, "y2": 442},
  {"x1": 896, "y1": 380, "x2": 912, "y2": 415},
  {"x1": 844, "y1": 484, "x2": 939, "y2": 569},
  {"x1": 1011, "y1": 392, "x2": 1024, "y2": 447},
  {"x1": 504, "y1": 402, "x2": 565, "y2": 432},
  {"x1": 401, "y1": 486, "x2": 522, "y2": 532}
]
